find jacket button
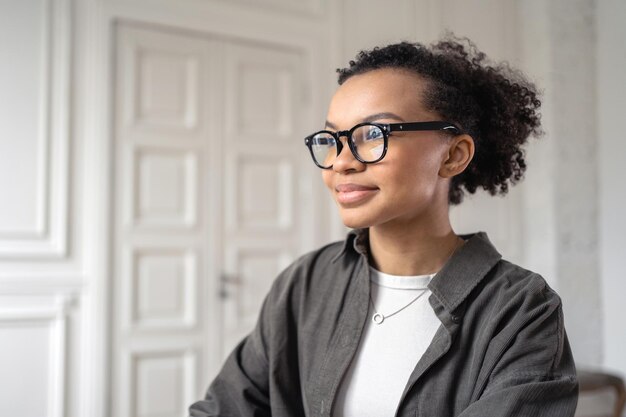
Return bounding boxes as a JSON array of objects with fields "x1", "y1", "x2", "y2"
[{"x1": 451, "y1": 314, "x2": 460, "y2": 323}]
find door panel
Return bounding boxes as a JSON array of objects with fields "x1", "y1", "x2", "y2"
[
  {"x1": 220, "y1": 41, "x2": 305, "y2": 356},
  {"x1": 114, "y1": 25, "x2": 211, "y2": 417}
]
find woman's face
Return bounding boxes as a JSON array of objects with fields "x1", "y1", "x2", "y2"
[{"x1": 322, "y1": 68, "x2": 454, "y2": 230}]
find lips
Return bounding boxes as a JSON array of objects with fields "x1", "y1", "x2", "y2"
[
  {"x1": 334, "y1": 183, "x2": 379, "y2": 205},
  {"x1": 335, "y1": 183, "x2": 378, "y2": 192}
]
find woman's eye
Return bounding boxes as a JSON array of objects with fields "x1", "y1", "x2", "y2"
[{"x1": 366, "y1": 128, "x2": 383, "y2": 140}]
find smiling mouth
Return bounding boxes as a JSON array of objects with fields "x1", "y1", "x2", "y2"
[{"x1": 334, "y1": 184, "x2": 379, "y2": 205}]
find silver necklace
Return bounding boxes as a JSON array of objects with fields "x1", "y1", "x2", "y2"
[
  {"x1": 367, "y1": 237, "x2": 466, "y2": 325},
  {"x1": 369, "y1": 288, "x2": 428, "y2": 325}
]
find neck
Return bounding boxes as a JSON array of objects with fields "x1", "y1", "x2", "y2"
[{"x1": 368, "y1": 215, "x2": 463, "y2": 276}]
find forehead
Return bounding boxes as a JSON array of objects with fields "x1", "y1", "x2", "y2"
[{"x1": 327, "y1": 68, "x2": 430, "y2": 124}]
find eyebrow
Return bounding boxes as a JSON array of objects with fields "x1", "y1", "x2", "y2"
[{"x1": 324, "y1": 112, "x2": 405, "y2": 130}]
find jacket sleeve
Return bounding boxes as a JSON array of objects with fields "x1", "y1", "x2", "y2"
[
  {"x1": 188, "y1": 290, "x2": 273, "y2": 417},
  {"x1": 459, "y1": 279, "x2": 578, "y2": 417}
]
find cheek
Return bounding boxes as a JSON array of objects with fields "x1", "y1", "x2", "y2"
[
  {"x1": 399, "y1": 142, "x2": 445, "y2": 175},
  {"x1": 385, "y1": 150, "x2": 443, "y2": 194},
  {"x1": 321, "y1": 170, "x2": 333, "y2": 190}
]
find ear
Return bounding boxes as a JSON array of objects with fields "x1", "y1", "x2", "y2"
[{"x1": 439, "y1": 134, "x2": 475, "y2": 178}]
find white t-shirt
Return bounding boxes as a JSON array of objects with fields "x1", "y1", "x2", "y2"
[{"x1": 332, "y1": 267, "x2": 442, "y2": 417}]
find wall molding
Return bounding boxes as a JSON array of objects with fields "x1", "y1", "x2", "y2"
[
  {"x1": 0, "y1": 276, "x2": 85, "y2": 294},
  {"x1": 213, "y1": 0, "x2": 326, "y2": 17},
  {"x1": 0, "y1": 0, "x2": 71, "y2": 260},
  {"x1": 0, "y1": 294, "x2": 76, "y2": 417}
]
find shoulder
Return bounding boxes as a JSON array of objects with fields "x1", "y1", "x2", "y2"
[
  {"x1": 483, "y1": 259, "x2": 562, "y2": 311},
  {"x1": 470, "y1": 260, "x2": 576, "y2": 388},
  {"x1": 448, "y1": 231, "x2": 562, "y2": 312},
  {"x1": 445, "y1": 234, "x2": 565, "y2": 351},
  {"x1": 466, "y1": 258, "x2": 566, "y2": 365}
]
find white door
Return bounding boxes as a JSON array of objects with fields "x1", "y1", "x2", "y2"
[
  {"x1": 220, "y1": 40, "x2": 306, "y2": 353},
  {"x1": 112, "y1": 23, "x2": 312, "y2": 417}
]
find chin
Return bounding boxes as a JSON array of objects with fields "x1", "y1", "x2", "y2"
[
  {"x1": 338, "y1": 209, "x2": 379, "y2": 230},
  {"x1": 341, "y1": 218, "x2": 367, "y2": 229}
]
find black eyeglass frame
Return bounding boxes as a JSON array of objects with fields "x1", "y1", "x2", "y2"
[{"x1": 303, "y1": 121, "x2": 462, "y2": 169}]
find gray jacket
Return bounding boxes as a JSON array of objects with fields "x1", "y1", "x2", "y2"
[{"x1": 190, "y1": 230, "x2": 578, "y2": 416}]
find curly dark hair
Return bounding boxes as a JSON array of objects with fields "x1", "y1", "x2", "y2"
[{"x1": 337, "y1": 36, "x2": 542, "y2": 205}]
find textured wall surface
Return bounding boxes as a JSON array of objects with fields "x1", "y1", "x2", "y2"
[
  {"x1": 549, "y1": 0, "x2": 603, "y2": 368},
  {"x1": 598, "y1": 0, "x2": 626, "y2": 383}
]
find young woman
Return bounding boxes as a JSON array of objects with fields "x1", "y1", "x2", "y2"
[{"x1": 189, "y1": 37, "x2": 578, "y2": 417}]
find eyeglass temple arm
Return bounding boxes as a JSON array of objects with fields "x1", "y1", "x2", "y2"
[{"x1": 387, "y1": 121, "x2": 462, "y2": 135}]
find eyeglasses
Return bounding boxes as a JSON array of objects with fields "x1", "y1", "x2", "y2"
[{"x1": 303, "y1": 121, "x2": 462, "y2": 169}]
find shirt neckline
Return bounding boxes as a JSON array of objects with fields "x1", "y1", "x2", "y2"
[{"x1": 369, "y1": 266, "x2": 435, "y2": 290}]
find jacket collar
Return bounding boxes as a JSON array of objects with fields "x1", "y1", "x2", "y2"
[
  {"x1": 331, "y1": 228, "x2": 502, "y2": 314},
  {"x1": 428, "y1": 231, "x2": 502, "y2": 313},
  {"x1": 330, "y1": 228, "x2": 369, "y2": 263}
]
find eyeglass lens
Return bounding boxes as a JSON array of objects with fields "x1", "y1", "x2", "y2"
[{"x1": 310, "y1": 124, "x2": 385, "y2": 167}]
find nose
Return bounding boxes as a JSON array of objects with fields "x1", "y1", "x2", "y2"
[{"x1": 332, "y1": 136, "x2": 365, "y2": 173}]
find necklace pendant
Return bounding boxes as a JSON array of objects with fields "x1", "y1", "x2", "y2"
[{"x1": 372, "y1": 313, "x2": 384, "y2": 325}]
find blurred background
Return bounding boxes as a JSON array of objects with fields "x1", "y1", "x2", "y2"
[{"x1": 0, "y1": 0, "x2": 624, "y2": 416}]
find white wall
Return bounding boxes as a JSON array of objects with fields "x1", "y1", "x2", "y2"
[
  {"x1": 549, "y1": 0, "x2": 603, "y2": 369},
  {"x1": 598, "y1": 0, "x2": 626, "y2": 381},
  {"x1": 0, "y1": 0, "x2": 83, "y2": 416}
]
